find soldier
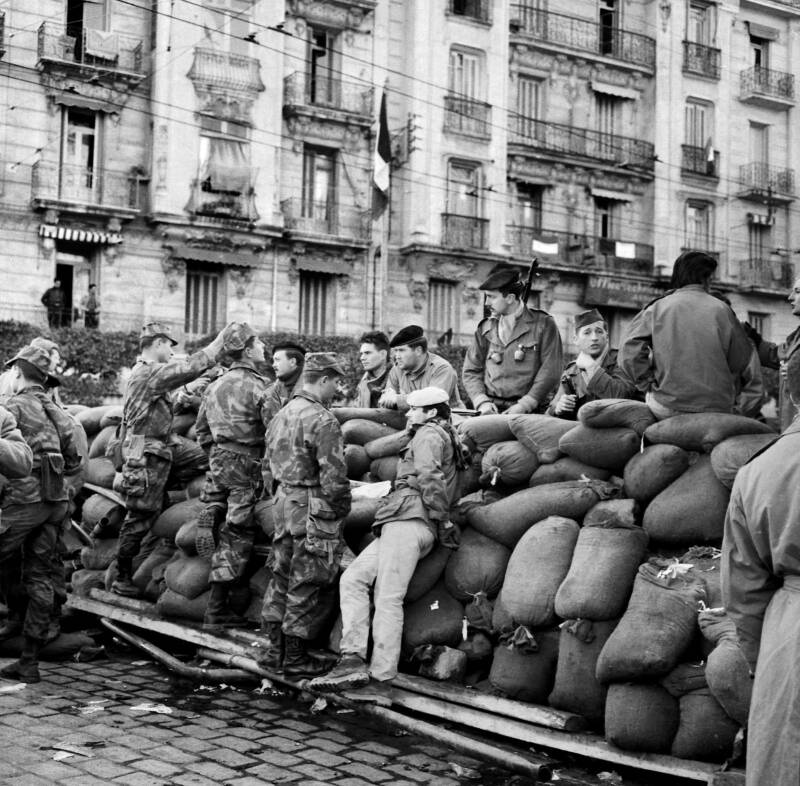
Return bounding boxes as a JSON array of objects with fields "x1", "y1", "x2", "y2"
[
  {"x1": 311, "y1": 387, "x2": 464, "y2": 691},
  {"x1": 380, "y1": 325, "x2": 462, "y2": 411},
  {"x1": 0, "y1": 345, "x2": 81, "y2": 682},
  {"x1": 355, "y1": 331, "x2": 390, "y2": 408},
  {"x1": 261, "y1": 342, "x2": 306, "y2": 426},
  {"x1": 40, "y1": 279, "x2": 65, "y2": 328},
  {"x1": 463, "y1": 266, "x2": 563, "y2": 414},
  {"x1": 193, "y1": 324, "x2": 271, "y2": 632},
  {"x1": 258, "y1": 353, "x2": 351, "y2": 677},
  {"x1": 111, "y1": 322, "x2": 227, "y2": 597}
]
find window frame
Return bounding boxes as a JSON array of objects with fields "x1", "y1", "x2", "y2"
[
  {"x1": 185, "y1": 262, "x2": 225, "y2": 338},
  {"x1": 427, "y1": 278, "x2": 459, "y2": 337},
  {"x1": 685, "y1": 200, "x2": 714, "y2": 249},
  {"x1": 446, "y1": 159, "x2": 482, "y2": 218},
  {"x1": 448, "y1": 47, "x2": 485, "y2": 101},
  {"x1": 298, "y1": 270, "x2": 336, "y2": 336}
]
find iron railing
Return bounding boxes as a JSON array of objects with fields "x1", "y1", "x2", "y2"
[
  {"x1": 682, "y1": 41, "x2": 721, "y2": 80},
  {"x1": 442, "y1": 213, "x2": 489, "y2": 249},
  {"x1": 31, "y1": 162, "x2": 140, "y2": 210},
  {"x1": 509, "y1": 115, "x2": 654, "y2": 169},
  {"x1": 189, "y1": 179, "x2": 258, "y2": 222},
  {"x1": 510, "y1": 6, "x2": 656, "y2": 69},
  {"x1": 283, "y1": 72, "x2": 373, "y2": 116},
  {"x1": 281, "y1": 198, "x2": 370, "y2": 241},
  {"x1": 188, "y1": 48, "x2": 264, "y2": 92},
  {"x1": 443, "y1": 95, "x2": 491, "y2": 138},
  {"x1": 739, "y1": 163, "x2": 795, "y2": 195},
  {"x1": 448, "y1": 0, "x2": 491, "y2": 22},
  {"x1": 681, "y1": 144, "x2": 720, "y2": 178},
  {"x1": 740, "y1": 66, "x2": 795, "y2": 102},
  {"x1": 37, "y1": 22, "x2": 144, "y2": 74},
  {"x1": 739, "y1": 257, "x2": 795, "y2": 291}
]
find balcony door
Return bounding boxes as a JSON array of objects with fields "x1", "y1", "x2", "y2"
[
  {"x1": 447, "y1": 161, "x2": 480, "y2": 218},
  {"x1": 750, "y1": 123, "x2": 768, "y2": 168},
  {"x1": 516, "y1": 76, "x2": 541, "y2": 141},
  {"x1": 302, "y1": 146, "x2": 336, "y2": 232},
  {"x1": 687, "y1": 2, "x2": 712, "y2": 45},
  {"x1": 308, "y1": 28, "x2": 338, "y2": 106},
  {"x1": 66, "y1": 0, "x2": 108, "y2": 60},
  {"x1": 686, "y1": 201, "x2": 712, "y2": 250},
  {"x1": 599, "y1": 0, "x2": 618, "y2": 56},
  {"x1": 61, "y1": 107, "x2": 99, "y2": 203}
]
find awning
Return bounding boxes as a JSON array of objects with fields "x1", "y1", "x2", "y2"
[
  {"x1": 589, "y1": 187, "x2": 635, "y2": 202},
  {"x1": 39, "y1": 224, "x2": 122, "y2": 245},
  {"x1": 171, "y1": 244, "x2": 261, "y2": 268},
  {"x1": 747, "y1": 22, "x2": 779, "y2": 41},
  {"x1": 292, "y1": 255, "x2": 350, "y2": 274},
  {"x1": 590, "y1": 81, "x2": 639, "y2": 100}
]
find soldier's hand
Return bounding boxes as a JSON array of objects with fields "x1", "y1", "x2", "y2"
[
  {"x1": 555, "y1": 394, "x2": 577, "y2": 415},
  {"x1": 504, "y1": 402, "x2": 527, "y2": 415},
  {"x1": 379, "y1": 389, "x2": 398, "y2": 409},
  {"x1": 477, "y1": 401, "x2": 498, "y2": 416},
  {"x1": 437, "y1": 520, "x2": 461, "y2": 549}
]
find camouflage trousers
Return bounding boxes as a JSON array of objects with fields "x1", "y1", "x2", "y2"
[
  {"x1": 0, "y1": 501, "x2": 69, "y2": 641},
  {"x1": 261, "y1": 486, "x2": 341, "y2": 640},
  {"x1": 204, "y1": 446, "x2": 263, "y2": 584}
]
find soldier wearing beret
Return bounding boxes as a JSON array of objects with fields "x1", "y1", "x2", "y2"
[
  {"x1": 547, "y1": 308, "x2": 638, "y2": 419},
  {"x1": 111, "y1": 321, "x2": 228, "y2": 597},
  {"x1": 379, "y1": 325, "x2": 463, "y2": 411},
  {"x1": 311, "y1": 386, "x2": 466, "y2": 691},
  {"x1": 463, "y1": 266, "x2": 563, "y2": 414},
  {"x1": 193, "y1": 324, "x2": 271, "y2": 632},
  {"x1": 258, "y1": 352, "x2": 351, "y2": 677}
]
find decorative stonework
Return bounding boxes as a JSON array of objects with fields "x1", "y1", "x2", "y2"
[
  {"x1": 427, "y1": 259, "x2": 477, "y2": 281},
  {"x1": 462, "y1": 285, "x2": 482, "y2": 318},
  {"x1": 160, "y1": 226, "x2": 269, "y2": 254},
  {"x1": 285, "y1": 115, "x2": 369, "y2": 151},
  {"x1": 507, "y1": 157, "x2": 649, "y2": 194},
  {"x1": 161, "y1": 254, "x2": 186, "y2": 292},
  {"x1": 286, "y1": 0, "x2": 376, "y2": 32},
  {"x1": 39, "y1": 71, "x2": 130, "y2": 116},
  {"x1": 193, "y1": 90, "x2": 258, "y2": 125},
  {"x1": 407, "y1": 276, "x2": 429, "y2": 312},
  {"x1": 228, "y1": 267, "x2": 254, "y2": 299}
]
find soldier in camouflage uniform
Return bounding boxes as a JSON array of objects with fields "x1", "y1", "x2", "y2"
[
  {"x1": 0, "y1": 345, "x2": 81, "y2": 682},
  {"x1": 261, "y1": 342, "x2": 305, "y2": 426},
  {"x1": 193, "y1": 323, "x2": 271, "y2": 632},
  {"x1": 111, "y1": 322, "x2": 227, "y2": 597},
  {"x1": 259, "y1": 353, "x2": 351, "y2": 677}
]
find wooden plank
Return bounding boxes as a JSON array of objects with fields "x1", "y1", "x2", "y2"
[{"x1": 392, "y1": 673, "x2": 585, "y2": 732}]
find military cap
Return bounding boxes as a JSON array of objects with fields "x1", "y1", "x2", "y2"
[
  {"x1": 5, "y1": 344, "x2": 59, "y2": 387},
  {"x1": 30, "y1": 337, "x2": 60, "y2": 355},
  {"x1": 574, "y1": 309, "x2": 606, "y2": 332},
  {"x1": 304, "y1": 352, "x2": 346, "y2": 377},
  {"x1": 141, "y1": 321, "x2": 178, "y2": 346},
  {"x1": 478, "y1": 266, "x2": 522, "y2": 292},
  {"x1": 389, "y1": 325, "x2": 426, "y2": 349},
  {"x1": 222, "y1": 322, "x2": 257, "y2": 353},
  {"x1": 406, "y1": 386, "x2": 449, "y2": 408}
]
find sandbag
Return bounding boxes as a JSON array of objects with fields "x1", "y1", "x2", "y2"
[
  {"x1": 529, "y1": 457, "x2": 611, "y2": 487},
  {"x1": 80, "y1": 538, "x2": 119, "y2": 571},
  {"x1": 682, "y1": 546, "x2": 722, "y2": 608},
  {"x1": 643, "y1": 455, "x2": 730, "y2": 545},
  {"x1": 480, "y1": 440, "x2": 539, "y2": 488},
  {"x1": 406, "y1": 546, "x2": 454, "y2": 603},
  {"x1": 164, "y1": 555, "x2": 211, "y2": 600},
  {"x1": 369, "y1": 456, "x2": 399, "y2": 482},
  {"x1": 254, "y1": 498, "x2": 274, "y2": 539},
  {"x1": 66, "y1": 418, "x2": 89, "y2": 497},
  {"x1": 671, "y1": 689, "x2": 740, "y2": 761},
  {"x1": 661, "y1": 662, "x2": 708, "y2": 697},
  {"x1": 157, "y1": 587, "x2": 211, "y2": 622},
  {"x1": 488, "y1": 628, "x2": 560, "y2": 703},
  {"x1": 644, "y1": 413, "x2": 774, "y2": 453},
  {"x1": 344, "y1": 444, "x2": 371, "y2": 479},
  {"x1": 0, "y1": 632, "x2": 97, "y2": 661},
  {"x1": 81, "y1": 494, "x2": 125, "y2": 534},
  {"x1": 493, "y1": 516, "x2": 579, "y2": 631},
  {"x1": 402, "y1": 582, "x2": 464, "y2": 653},
  {"x1": 605, "y1": 683, "x2": 679, "y2": 753},
  {"x1": 467, "y1": 480, "x2": 617, "y2": 549},
  {"x1": 133, "y1": 541, "x2": 176, "y2": 594},
  {"x1": 458, "y1": 415, "x2": 514, "y2": 453},
  {"x1": 596, "y1": 560, "x2": 707, "y2": 683},
  {"x1": 459, "y1": 452, "x2": 482, "y2": 496},
  {"x1": 76, "y1": 405, "x2": 118, "y2": 437},
  {"x1": 364, "y1": 430, "x2": 411, "y2": 460},
  {"x1": 152, "y1": 498, "x2": 206, "y2": 540},
  {"x1": 623, "y1": 444, "x2": 691, "y2": 505},
  {"x1": 549, "y1": 618, "x2": 619, "y2": 723},
  {"x1": 555, "y1": 509, "x2": 647, "y2": 621},
  {"x1": 710, "y1": 433, "x2": 776, "y2": 489},
  {"x1": 70, "y1": 568, "x2": 106, "y2": 596},
  {"x1": 185, "y1": 475, "x2": 206, "y2": 498},
  {"x1": 85, "y1": 457, "x2": 116, "y2": 489},
  {"x1": 99, "y1": 405, "x2": 124, "y2": 430},
  {"x1": 444, "y1": 528, "x2": 510, "y2": 602},
  {"x1": 341, "y1": 419, "x2": 397, "y2": 446},
  {"x1": 65, "y1": 404, "x2": 89, "y2": 416},
  {"x1": 507, "y1": 414, "x2": 573, "y2": 463},
  {"x1": 578, "y1": 398, "x2": 656, "y2": 436},
  {"x1": 451, "y1": 489, "x2": 500, "y2": 527},
  {"x1": 558, "y1": 424, "x2": 639, "y2": 473},
  {"x1": 332, "y1": 407, "x2": 407, "y2": 430},
  {"x1": 175, "y1": 520, "x2": 199, "y2": 556},
  {"x1": 88, "y1": 424, "x2": 117, "y2": 460},
  {"x1": 343, "y1": 497, "x2": 381, "y2": 537}
]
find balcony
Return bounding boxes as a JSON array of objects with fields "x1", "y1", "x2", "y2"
[
  {"x1": 188, "y1": 48, "x2": 264, "y2": 92},
  {"x1": 448, "y1": 0, "x2": 491, "y2": 23},
  {"x1": 681, "y1": 144, "x2": 720, "y2": 180},
  {"x1": 281, "y1": 198, "x2": 370, "y2": 244},
  {"x1": 443, "y1": 95, "x2": 491, "y2": 140},
  {"x1": 442, "y1": 214, "x2": 489, "y2": 250},
  {"x1": 509, "y1": 6, "x2": 656, "y2": 71},
  {"x1": 740, "y1": 66, "x2": 795, "y2": 109},
  {"x1": 31, "y1": 162, "x2": 141, "y2": 217},
  {"x1": 738, "y1": 163, "x2": 795, "y2": 204},
  {"x1": 509, "y1": 115, "x2": 655, "y2": 172},
  {"x1": 283, "y1": 71, "x2": 373, "y2": 121},
  {"x1": 188, "y1": 178, "x2": 258, "y2": 223},
  {"x1": 739, "y1": 257, "x2": 795, "y2": 293},
  {"x1": 682, "y1": 41, "x2": 721, "y2": 80}
]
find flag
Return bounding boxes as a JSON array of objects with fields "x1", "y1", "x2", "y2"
[
  {"x1": 615, "y1": 241, "x2": 637, "y2": 259},
  {"x1": 372, "y1": 90, "x2": 391, "y2": 220},
  {"x1": 531, "y1": 236, "x2": 559, "y2": 256}
]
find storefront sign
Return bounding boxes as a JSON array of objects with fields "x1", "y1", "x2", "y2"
[{"x1": 584, "y1": 276, "x2": 665, "y2": 309}]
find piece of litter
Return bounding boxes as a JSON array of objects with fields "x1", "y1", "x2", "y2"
[
  {"x1": 52, "y1": 743, "x2": 95, "y2": 759},
  {"x1": 597, "y1": 771, "x2": 623, "y2": 784},
  {"x1": 336, "y1": 708, "x2": 354, "y2": 714},
  {"x1": 130, "y1": 703, "x2": 173, "y2": 715},
  {"x1": 310, "y1": 697, "x2": 327, "y2": 714},
  {"x1": 0, "y1": 683, "x2": 26, "y2": 693},
  {"x1": 449, "y1": 762, "x2": 481, "y2": 780},
  {"x1": 255, "y1": 678, "x2": 274, "y2": 694},
  {"x1": 550, "y1": 772, "x2": 561, "y2": 782},
  {"x1": 130, "y1": 660, "x2": 150, "y2": 666},
  {"x1": 53, "y1": 751, "x2": 74, "y2": 761},
  {"x1": 430, "y1": 600, "x2": 440, "y2": 611}
]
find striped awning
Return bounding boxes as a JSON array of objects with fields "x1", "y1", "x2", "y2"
[{"x1": 39, "y1": 224, "x2": 123, "y2": 245}]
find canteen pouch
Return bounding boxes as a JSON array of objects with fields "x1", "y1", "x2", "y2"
[
  {"x1": 40, "y1": 452, "x2": 66, "y2": 502},
  {"x1": 305, "y1": 497, "x2": 343, "y2": 564}
]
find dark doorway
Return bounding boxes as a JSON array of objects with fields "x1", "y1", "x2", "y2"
[{"x1": 55, "y1": 262, "x2": 74, "y2": 327}]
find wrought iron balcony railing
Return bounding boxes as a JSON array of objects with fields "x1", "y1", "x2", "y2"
[
  {"x1": 740, "y1": 163, "x2": 795, "y2": 195},
  {"x1": 31, "y1": 162, "x2": 141, "y2": 211},
  {"x1": 740, "y1": 66, "x2": 795, "y2": 102},
  {"x1": 509, "y1": 115, "x2": 654, "y2": 170},
  {"x1": 739, "y1": 257, "x2": 795, "y2": 292},
  {"x1": 448, "y1": 0, "x2": 491, "y2": 22},
  {"x1": 681, "y1": 144, "x2": 720, "y2": 178},
  {"x1": 443, "y1": 95, "x2": 491, "y2": 139},
  {"x1": 188, "y1": 48, "x2": 264, "y2": 92},
  {"x1": 682, "y1": 41, "x2": 721, "y2": 80},
  {"x1": 281, "y1": 198, "x2": 369, "y2": 241},
  {"x1": 509, "y1": 6, "x2": 656, "y2": 70},
  {"x1": 37, "y1": 22, "x2": 144, "y2": 74},
  {"x1": 188, "y1": 178, "x2": 258, "y2": 222},
  {"x1": 442, "y1": 213, "x2": 489, "y2": 249},
  {"x1": 283, "y1": 71, "x2": 373, "y2": 117}
]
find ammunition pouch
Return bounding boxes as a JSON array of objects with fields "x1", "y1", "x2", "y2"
[{"x1": 40, "y1": 452, "x2": 66, "y2": 502}]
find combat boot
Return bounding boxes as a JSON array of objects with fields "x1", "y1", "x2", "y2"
[
  {"x1": 111, "y1": 557, "x2": 140, "y2": 598},
  {"x1": 309, "y1": 653, "x2": 370, "y2": 691},
  {"x1": 255, "y1": 622, "x2": 284, "y2": 672},
  {"x1": 282, "y1": 635, "x2": 330, "y2": 678},
  {"x1": 195, "y1": 504, "x2": 225, "y2": 560},
  {"x1": 0, "y1": 636, "x2": 42, "y2": 683},
  {"x1": 203, "y1": 583, "x2": 245, "y2": 633}
]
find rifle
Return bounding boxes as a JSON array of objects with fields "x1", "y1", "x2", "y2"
[{"x1": 521, "y1": 257, "x2": 540, "y2": 306}]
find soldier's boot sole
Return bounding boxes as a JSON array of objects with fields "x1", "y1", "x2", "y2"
[
  {"x1": 309, "y1": 670, "x2": 370, "y2": 692},
  {"x1": 195, "y1": 506, "x2": 223, "y2": 560},
  {"x1": 0, "y1": 659, "x2": 40, "y2": 683}
]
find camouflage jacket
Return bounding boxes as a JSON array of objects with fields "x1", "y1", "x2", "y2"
[
  {"x1": 264, "y1": 390, "x2": 351, "y2": 518},
  {"x1": 123, "y1": 350, "x2": 214, "y2": 442},
  {"x1": 0, "y1": 405, "x2": 33, "y2": 480},
  {"x1": 0, "y1": 385, "x2": 81, "y2": 505},
  {"x1": 261, "y1": 368, "x2": 303, "y2": 428},
  {"x1": 195, "y1": 360, "x2": 271, "y2": 450},
  {"x1": 174, "y1": 365, "x2": 224, "y2": 413}
]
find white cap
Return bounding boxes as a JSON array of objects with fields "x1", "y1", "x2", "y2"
[{"x1": 406, "y1": 386, "x2": 449, "y2": 408}]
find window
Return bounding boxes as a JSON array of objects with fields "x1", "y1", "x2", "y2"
[
  {"x1": 308, "y1": 27, "x2": 338, "y2": 105},
  {"x1": 447, "y1": 160, "x2": 481, "y2": 216},
  {"x1": 748, "y1": 222, "x2": 771, "y2": 261},
  {"x1": 299, "y1": 271, "x2": 335, "y2": 335},
  {"x1": 750, "y1": 36, "x2": 769, "y2": 69},
  {"x1": 596, "y1": 95, "x2": 621, "y2": 159},
  {"x1": 450, "y1": 0, "x2": 488, "y2": 22},
  {"x1": 186, "y1": 263, "x2": 223, "y2": 337},
  {"x1": 687, "y1": 2, "x2": 713, "y2": 45},
  {"x1": 685, "y1": 98, "x2": 712, "y2": 148},
  {"x1": 599, "y1": 0, "x2": 618, "y2": 56},
  {"x1": 515, "y1": 183, "x2": 543, "y2": 230},
  {"x1": 448, "y1": 49, "x2": 482, "y2": 100},
  {"x1": 595, "y1": 197, "x2": 622, "y2": 239},
  {"x1": 749, "y1": 122, "x2": 769, "y2": 165},
  {"x1": 516, "y1": 76, "x2": 541, "y2": 139},
  {"x1": 196, "y1": 117, "x2": 251, "y2": 217},
  {"x1": 685, "y1": 201, "x2": 713, "y2": 249},
  {"x1": 66, "y1": 0, "x2": 110, "y2": 59},
  {"x1": 302, "y1": 145, "x2": 337, "y2": 231},
  {"x1": 747, "y1": 311, "x2": 769, "y2": 340},
  {"x1": 428, "y1": 279, "x2": 457, "y2": 337},
  {"x1": 60, "y1": 106, "x2": 100, "y2": 201},
  {"x1": 203, "y1": 0, "x2": 252, "y2": 55}
]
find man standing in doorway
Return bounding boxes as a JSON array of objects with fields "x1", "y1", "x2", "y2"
[
  {"x1": 81, "y1": 284, "x2": 100, "y2": 329},
  {"x1": 41, "y1": 280, "x2": 65, "y2": 329}
]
